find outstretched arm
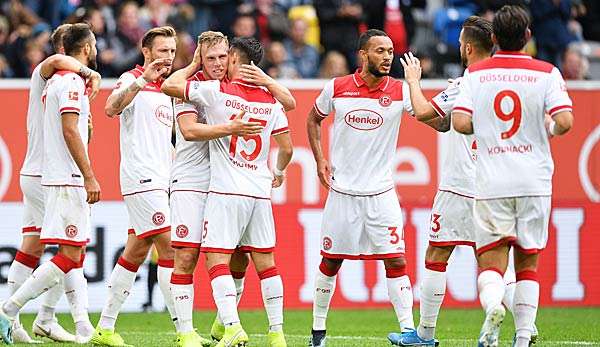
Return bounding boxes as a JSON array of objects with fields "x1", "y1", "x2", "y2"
[
  {"x1": 40, "y1": 54, "x2": 102, "y2": 101},
  {"x1": 240, "y1": 62, "x2": 296, "y2": 111},
  {"x1": 162, "y1": 45, "x2": 202, "y2": 100},
  {"x1": 178, "y1": 110, "x2": 264, "y2": 141}
]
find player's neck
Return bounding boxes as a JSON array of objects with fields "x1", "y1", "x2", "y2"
[
  {"x1": 359, "y1": 70, "x2": 385, "y2": 89},
  {"x1": 467, "y1": 53, "x2": 490, "y2": 66},
  {"x1": 71, "y1": 54, "x2": 87, "y2": 66}
]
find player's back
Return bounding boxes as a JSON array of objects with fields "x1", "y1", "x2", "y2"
[
  {"x1": 41, "y1": 70, "x2": 90, "y2": 186},
  {"x1": 21, "y1": 64, "x2": 47, "y2": 176},
  {"x1": 459, "y1": 51, "x2": 572, "y2": 198}
]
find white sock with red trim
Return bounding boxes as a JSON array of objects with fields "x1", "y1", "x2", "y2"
[
  {"x1": 386, "y1": 266, "x2": 415, "y2": 332},
  {"x1": 513, "y1": 270, "x2": 539, "y2": 347},
  {"x1": 258, "y1": 267, "x2": 284, "y2": 332},
  {"x1": 65, "y1": 259, "x2": 93, "y2": 337},
  {"x1": 502, "y1": 266, "x2": 516, "y2": 314},
  {"x1": 232, "y1": 271, "x2": 245, "y2": 305},
  {"x1": 209, "y1": 264, "x2": 239, "y2": 325},
  {"x1": 418, "y1": 262, "x2": 448, "y2": 340},
  {"x1": 98, "y1": 257, "x2": 138, "y2": 330},
  {"x1": 157, "y1": 259, "x2": 179, "y2": 330},
  {"x1": 170, "y1": 273, "x2": 194, "y2": 333},
  {"x1": 4, "y1": 254, "x2": 75, "y2": 318},
  {"x1": 312, "y1": 261, "x2": 338, "y2": 331},
  {"x1": 478, "y1": 268, "x2": 506, "y2": 315},
  {"x1": 7, "y1": 251, "x2": 38, "y2": 325}
]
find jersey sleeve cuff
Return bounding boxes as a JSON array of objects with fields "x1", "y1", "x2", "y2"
[
  {"x1": 176, "y1": 110, "x2": 199, "y2": 119},
  {"x1": 313, "y1": 104, "x2": 328, "y2": 118},
  {"x1": 272, "y1": 126, "x2": 290, "y2": 135},
  {"x1": 430, "y1": 99, "x2": 446, "y2": 118},
  {"x1": 453, "y1": 106, "x2": 473, "y2": 116},
  {"x1": 60, "y1": 107, "x2": 81, "y2": 115},
  {"x1": 548, "y1": 105, "x2": 572, "y2": 117}
]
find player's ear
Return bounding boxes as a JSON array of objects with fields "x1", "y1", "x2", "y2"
[
  {"x1": 491, "y1": 33, "x2": 499, "y2": 46},
  {"x1": 141, "y1": 46, "x2": 151, "y2": 59},
  {"x1": 525, "y1": 28, "x2": 532, "y2": 43},
  {"x1": 83, "y1": 41, "x2": 91, "y2": 56}
]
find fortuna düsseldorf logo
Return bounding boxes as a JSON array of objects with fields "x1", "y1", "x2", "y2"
[
  {"x1": 323, "y1": 237, "x2": 333, "y2": 251},
  {"x1": 152, "y1": 212, "x2": 165, "y2": 226},
  {"x1": 175, "y1": 225, "x2": 189, "y2": 238},
  {"x1": 65, "y1": 225, "x2": 78, "y2": 238},
  {"x1": 379, "y1": 94, "x2": 392, "y2": 107}
]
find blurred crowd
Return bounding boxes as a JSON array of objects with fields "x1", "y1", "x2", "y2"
[{"x1": 0, "y1": 0, "x2": 599, "y2": 80}]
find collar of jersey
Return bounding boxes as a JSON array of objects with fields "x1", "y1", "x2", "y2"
[
  {"x1": 493, "y1": 51, "x2": 532, "y2": 59},
  {"x1": 352, "y1": 69, "x2": 390, "y2": 92}
]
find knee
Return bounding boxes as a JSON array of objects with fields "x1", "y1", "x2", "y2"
[
  {"x1": 122, "y1": 247, "x2": 148, "y2": 266},
  {"x1": 252, "y1": 253, "x2": 275, "y2": 273},
  {"x1": 175, "y1": 250, "x2": 198, "y2": 273},
  {"x1": 425, "y1": 245, "x2": 453, "y2": 263},
  {"x1": 319, "y1": 257, "x2": 343, "y2": 277},
  {"x1": 384, "y1": 257, "x2": 406, "y2": 269}
]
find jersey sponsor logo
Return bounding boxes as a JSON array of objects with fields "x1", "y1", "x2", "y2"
[
  {"x1": 65, "y1": 224, "x2": 78, "y2": 238},
  {"x1": 322, "y1": 236, "x2": 332, "y2": 250},
  {"x1": 155, "y1": 105, "x2": 173, "y2": 127},
  {"x1": 341, "y1": 91, "x2": 360, "y2": 97},
  {"x1": 152, "y1": 212, "x2": 166, "y2": 226},
  {"x1": 344, "y1": 109, "x2": 384, "y2": 131},
  {"x1": 175, "y1": 224, "x2": 189, "y2": 238},
  {"x1": 379, "y1": 94, "x2": 392, "y2": 107}
]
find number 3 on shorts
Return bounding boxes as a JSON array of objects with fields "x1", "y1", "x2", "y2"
[
  {"x1": 388, "y1": 227, "x2": 401, "y2": 244},
  {"x1": 431, "y1": 214, "x2": 441, "y2": 233}
]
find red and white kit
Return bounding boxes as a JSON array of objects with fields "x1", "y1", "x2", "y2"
[
  {"x1": 314, "y1": 70, "x2": 413, "y2": 259},
  {"x1": 428, "y1": 77, "x2": 477, "y2": 247},
  {"x1": 113, "y1": 65, "x2": 174, "y2": 239},
  {"x1": 170, "y1": 72, "x2": 211, "y2": 248},
  {"x1": 20, "y1": 64, "x2": 48, "y2": 237},
  {"x1": 453, "y1": 51, "x2": 572, "y2": 254},
  {"x1": 185, "y1": 78, "x2": 289, "y2": 253},
  {"x1": 40, "y1": 70, "x2": 91, "y2": 246}
]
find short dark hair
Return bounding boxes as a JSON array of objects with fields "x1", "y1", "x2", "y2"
[
  {"x1": 230, "y1": 36, "x2": 263, "y2": 64},
  {"x1": 462, "y1": 16, "x2": 493, "y2": 53},
  {"x1": 50, "y1": 23, "x2": 71, "y2": 52},
  {"x1": 358, "y1": 29, "x2": 388, "y2": 50},
  {"x1": 493, "y1": 5, "x2": 530, "y2": 51},
  {"x1": 141, "y1": 26, "x2": 177, "y2": 49},
  {"x1": 63, "y1": 23, "x2": 94, "y2": 56}
]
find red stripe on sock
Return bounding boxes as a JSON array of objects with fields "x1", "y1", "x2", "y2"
[
  {"x1": 231, "y1": 271, "x2": 246, "y2": 279},
  {"x1": 516, "y1": 270, "x2": 538, "y2": 282},
  {"x1": 319, "y1": 260, "x2": 339, "y2": 277},
  {"x1": 208, "y1": 264, "x2": 230, "y2": 280},
  {"x1": 385, "y1": 266, "x2": 407, "y2": 278},
  {"x1": 425, "y1": 261, "x2": 448, "y2": 272},
  {"x1": 15, "y1": 251, "x2": 39, "y2": 268},
  {"x1": 257, "y1": 267, "x2": 279, "y2": 280},
  {"x1": 171, "y1": 273, "x2": 193, "y2": 285},
  {"x1": 158, "y1": 258, "x2": 174, "y2": 268},
  {"x1": 480, "y1": 267, "x2": 505, "y2": 277},
  {"x1": 117, "y1": 256, "x2": 140, "y2": 273},
  {"x1": 50, "y1": 253, "x2": 78, "y2": 273}
]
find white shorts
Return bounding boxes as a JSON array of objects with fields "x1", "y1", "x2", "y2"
[
  {"x1": 201, "y1": 192, "x2": 275, "y2": 253},
  {"x1": 170, "y1": 190, "x2": 208, "y2": 248},
  {"x1": 123, "y1": 190, "x2": 170, "y2": 239},
  {"x1": 40, "y1": 186, "x2": 90, "y2": 246},
  {"x1": 320, "y1": 189, "x2": 405, "y2": 259},
  {"x1": 20, "y1": 175, "x2": 44, "y2": 236},
  {"x1": 429, "y1": 190, "x2": 476, "y2": 247},
  {"x1": 474, "y1": 196, "x2": 551, "y2": 255}
]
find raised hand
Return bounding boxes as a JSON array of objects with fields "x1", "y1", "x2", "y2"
[
  {"x1": 142, "y1": 58, "x2": 172, "y2": 82},
  {"x1": 400, "y1": 52, "x2": 422, "y2": 84},
  {"x1": 228, "y1": 110, "x2": 265, "y2": 136}
]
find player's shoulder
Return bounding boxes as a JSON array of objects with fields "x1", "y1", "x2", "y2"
[
  {"x1": 50, "y1": 70, "x2": 85, "y2": 87},
  {"x1": 125, "y1": 65, "x2": 144, "y2": 79},
  {"x1": 220, "y1": 80, "x2": 276, "y2": 104},
  {"x1": 188, "y1": 70, "x2": 206, "y2": 81},
  {"x1": 467, "y1": 53, "x2": 554, "y2": 74}
]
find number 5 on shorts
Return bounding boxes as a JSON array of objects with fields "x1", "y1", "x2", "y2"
[{"x1": 203, "y1": 221, "x2": 208, "y2": 239}]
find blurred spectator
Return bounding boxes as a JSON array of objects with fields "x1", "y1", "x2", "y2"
[
  {"x1": 188, "y1": 0, "x2": 238, "y2": 38},
  {"x1": 475, "y1": 0, "x2": 527, "y2": 21},
  {"x1": 79, "y1": 6, "x2": 118, "y2": 77},
  {"x1": 232, "y1": 13, "x2": 257, "y2": 38},
  {"x1": 140, "y1": 0, "x2": 177, "y2": 29},
  {"x1": 0, "y1": 54, "x2": 14, "y2": 77},
  {"x1": 562, "y1": 46, "x2": 589, "y2": 80},
  {"x1": 283, "y1": 18, "x2": 319, "y2": 77},
  {"x1": 240, "y1": 0, "x2": 290, "y2": 44},
  {"x1": 530, "y1": 0, "x2": 574, "y2": 67},
  {"x1": 577, "y1": 0, "x2": 600, "y2": 42},
  {"x1": 287, "y1": 4, "x2": 320, "y2": 48},
  {"x1": 107, "y1": 1, "x2": 144, "y2": 76},
  {"x1": 24, "y1": 0, "x2": 76, "y2": 29},
  {"x1": 319, "y1": 50, "x2": 349, "y2": 78},
  {"x1": 23, "y1": 40, "x2": 44, "y2": 75},
  {"x1": 262, "y1": 41, "x2": 299, "y2": 78},
  {"x1": 314, "y1": 0, "x2": 363, "y2": 69}
]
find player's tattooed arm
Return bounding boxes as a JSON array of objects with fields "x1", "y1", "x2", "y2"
[
  {"x1": 240, "y1": 62, "x2": 297, "y2": 111},
  {"x1": 423, "y1": 113, "x2": 451, "y2": 133},
  {"x1": 40, "y1": 54, "x2": 102, "y2": 101},
  {"x1": 105, "y1": 81, "x2": 143, "y2": 117},
  {"x1": 307, "y1": 107, "x2": 331, "y2": 189}
]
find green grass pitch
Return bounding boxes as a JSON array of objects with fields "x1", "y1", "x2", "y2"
[{"x1": 14, "y1": 307, "x2": 600, "y2": 346}]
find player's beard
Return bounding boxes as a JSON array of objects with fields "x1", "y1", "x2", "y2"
[
  {"x1": 367, "y1": 60, "x2": 389, "y2": 78},
  {"x1": 88, "y1": 55, "x2": 97, "y2": 70},
  {"x1": 460, "y1": 46, "x2": 467, "y2": 68}
]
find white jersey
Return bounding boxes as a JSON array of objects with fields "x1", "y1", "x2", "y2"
[
  {"x1": 20, "y1": 64, "x2": 47, "y2": 176},
  {"x1": 41, "y1": 70, "x2": 90, "y2": 186},
  {"x1": 453, "y1": 51, "x2": 573, "y2": 199},
  {"x1": 430, "y1": 77, "x2": 476, "y2": 197},
  {"x1": 314, "y1": 71, "x2": 413, "y2": 195},
  {"x1": 113, "y1": 65, "x2": 173, "y2": 195},
  {"x1": 186, "y1": 79, "x2": 289, "y2": 199}
]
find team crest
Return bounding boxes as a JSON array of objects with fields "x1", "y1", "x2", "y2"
[
  {"x1": 65, "y1": 225, "x2": 78, "y2": 238},
  {"x1": 152, "y1": 212, "x2": 165, "y2": 226},
  {"x1": 379, "y1": 94, "x2": 392, "y2": 107},
  {"x1": 175, "y1": 225, "x2": 189, "y2": 238},
  {"x1": 322, "y1": 237, "x2": 333, "y2": 251}
]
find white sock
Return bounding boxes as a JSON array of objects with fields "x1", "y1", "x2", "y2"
[
  {"x1": 65, "y1": 267, "x2": 93, "y2": 337},
  {"x1": 234, "y1": 276, "x2": 245, "y2": 305},
  {"x1": 98, "y1": 259, "x2": 137, "y2": 330},
  {"x1": 418, "y1": 266, "x2": 447, "y2": 340},
  {"x1": 7, "y1": 253, "x2": 36, "y2": 325},
  {"x1": 259, "y1": 270, "x2": 284, "y2": 332},
  {"x1": 170, "y1": 273, "x2": 194, "y2": 333},
  {"x1": 387, "y1": 274, "x2": 415, "y2": 331},
  {"x1": 503, "y1": 267, "x2": 516, "y2": 314},
  {"x1": 514, "y1": 274, "x2": 539, "y2": 346},
  {"x1": 36, "y1": 277, "x2": 64, "y2": 324},
  {"x1": 478, "y1": 269, "x2": 506, "y2": 315},
  {"x1": 157, "y1": 261, "x2": 178, "y2": 330},
  {"x1": 210, "y1": 265, "x2": 239, "y2": 325},
  {"x1": 4, "y1": 261, "x2": 64, "y2": 317},
  {"x1": 312, "y1": 269, "x2": 336, "y2": 331}
]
